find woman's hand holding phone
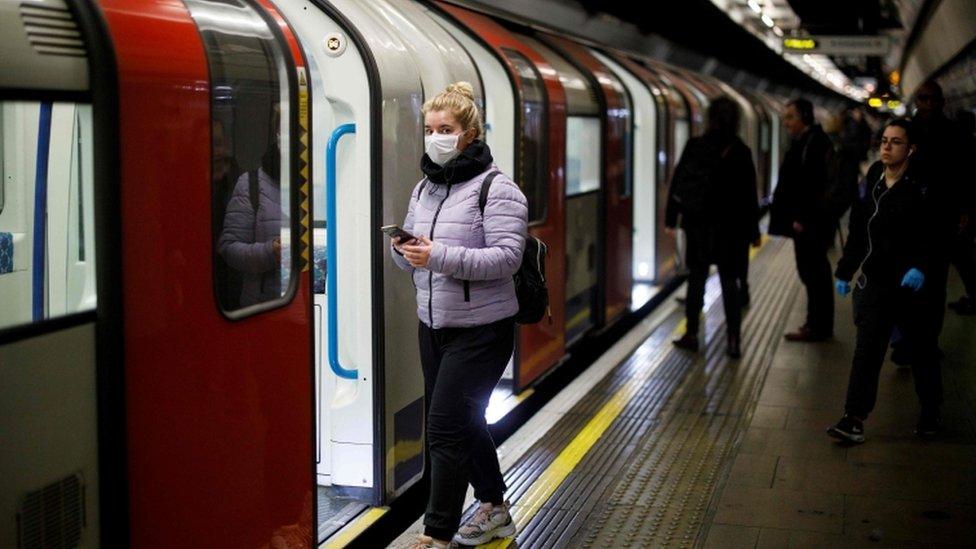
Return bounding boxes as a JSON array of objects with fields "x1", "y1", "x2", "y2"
[{"x1": 401, "y1": 236, "x2": 433, "y2": 268}]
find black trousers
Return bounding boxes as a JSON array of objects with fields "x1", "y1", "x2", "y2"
[
  {"x1": 845, "y1": 282, "x2": 942, "y2": 419},
  {"x1": 419, "y1": 317, "x2": 514, "y2": 541},
  {"x1": 793, "y1": 232, "x2": 834, "y2": 335},
  {"x1": 734, "y1": 240, "x2": 750, "y2": 297},
  {"x1": 684, "y1": 228, "x2": 742, "y2": 340}
]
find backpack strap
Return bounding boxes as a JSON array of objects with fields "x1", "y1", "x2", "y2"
[
  {"x1": 416, "y1": 177, "x2": 429, "y2": 200},
  {"x1": 478, "y1": 171, "x2": 502, "y2": 215}
]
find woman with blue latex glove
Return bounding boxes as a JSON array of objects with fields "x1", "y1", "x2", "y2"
[{"x1": 827, "y1": 119, "x2": 942, "y2": 444}]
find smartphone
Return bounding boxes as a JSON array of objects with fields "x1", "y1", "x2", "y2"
[{"x1": 380, "y1": 224, "x2": 418, "y2": 243}]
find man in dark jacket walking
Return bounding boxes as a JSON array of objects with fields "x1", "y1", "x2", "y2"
[{"x1": 770, "y1": 98, "x2": 835, "y2": 341}]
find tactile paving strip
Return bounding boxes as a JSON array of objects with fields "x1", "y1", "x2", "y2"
[
  {"x1": 558, "y1": 238, "x2": 799, "y2": 548},
  {"x1": 446, "y1": 239, "x2": 798, "y2": 549}
]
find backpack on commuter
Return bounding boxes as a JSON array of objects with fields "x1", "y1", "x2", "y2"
[
  {"x1": 670, "y1": 138, "x2": 729, "y2": 218},
  {"x1": 478, "y1": 172, "x2": 551, "y2": 325}
]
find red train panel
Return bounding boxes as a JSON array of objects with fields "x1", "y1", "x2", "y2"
[{"x1": 99, "y1": 0, "x2": 313, "y2": 545}]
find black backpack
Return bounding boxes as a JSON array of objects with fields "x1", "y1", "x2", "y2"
[
  {"x1": 670, "y1": 139, "x2": 728, "y2": 217},
  {"x1": 479, "y1": 172, "x2": 551, "y2": 325}
]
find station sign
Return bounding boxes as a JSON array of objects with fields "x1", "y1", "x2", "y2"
[{"x1": 783, "y1": 35, "x2": 890, "y2": 56}]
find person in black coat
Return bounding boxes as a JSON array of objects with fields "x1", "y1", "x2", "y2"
[
  {"x1": 667, "y1": 97, "x2": 761, "y2": 359},
  {"x1": 828, "y1": 119, "x2": 940, "y2": 443},
  {"x1": 770, "y1": 98, "x2": 836, "y2": 342}
]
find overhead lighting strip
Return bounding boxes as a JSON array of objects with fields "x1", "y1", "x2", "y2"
[{"x1": 708, "y1": 0, "x2": 869, "y2": 100}]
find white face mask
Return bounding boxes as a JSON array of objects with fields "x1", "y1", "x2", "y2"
[{"x1": 425, "y1": 132, "x2": 462, "y2": 166}]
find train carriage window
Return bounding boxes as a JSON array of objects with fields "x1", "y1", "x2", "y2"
[
  {"x1": 184, "y1": 0, "x2": 298, "y2": 316},
  {"x1": 501, "y1": 49, "x2": 548, "y2": 224},
  {"x1": 566, "y1": 116, "x2": 600, "y2": 195}
]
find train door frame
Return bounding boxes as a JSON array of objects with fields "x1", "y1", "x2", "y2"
[
  {"x1": 592, "y1": 50, "x2": 659, "y2": 291},
  {"x1": 0, "y1": 0, "x2": 125, "y2": 544},
  {"x1": 273, "y1": 0, "x2": 387, "y2": 514},
  {"x1": 433, "y1": 2, "x2": 569, "y2": 392},
  {"x1": 608, "y1": 53, "x2": 676, "y2": 283},
  {"x1": 638, "y1": 58, "x2": 692, "y2": 276},
  {"x1": 303, "y1": 0, "x2": 429, "y2": 506}
]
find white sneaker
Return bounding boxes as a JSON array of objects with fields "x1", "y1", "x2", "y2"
[{"x1": 452, "y1": 501, "x2": 517, "y2": 546}]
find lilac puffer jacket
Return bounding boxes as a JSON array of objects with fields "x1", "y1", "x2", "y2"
[{"x1": 392, "y1": 165, "x2": 528, "y2": 329}]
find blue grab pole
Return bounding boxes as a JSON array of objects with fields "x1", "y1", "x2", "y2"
[
  {"x1": 326, "y1": 123, "x2": 358, "y2": 380},
  {"x1": 32, "y1": 102, "x2": 53, "y2": 321}
]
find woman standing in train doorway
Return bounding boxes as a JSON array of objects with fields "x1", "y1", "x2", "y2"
[{"x1": 391, "y1": 82, "x2": 528, "y2": 548}]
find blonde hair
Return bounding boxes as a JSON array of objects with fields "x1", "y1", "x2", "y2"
[{"x1": 422, "y1": 81, "x2": 483, "y2": 139}]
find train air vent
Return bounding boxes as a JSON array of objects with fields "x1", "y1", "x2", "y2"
[
  {"x1": 18, "y1": 0, "x2": 87, "y2": 58},
  {"x1": 17, "y1": 473, "x2": 85, "y2": 549}
]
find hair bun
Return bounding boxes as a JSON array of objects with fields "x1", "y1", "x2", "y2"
[{"x1": 446, "y1": 81, "x2": 475, "y2": 102}]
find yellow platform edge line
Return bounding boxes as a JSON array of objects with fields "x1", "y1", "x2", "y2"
[
  {"x1": 321, "y1": 506, "x2": 388, "y2": 549},
  {"x1": 483, "y1": 365, "x2": 651, "y2": 548}
]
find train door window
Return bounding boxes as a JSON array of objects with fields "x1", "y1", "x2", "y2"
[
  {"x1": 0, "y1": 101, "x2": 97, "y2": 330},
  {"x1": 501, "y1": 49, "x2": 548, "y2": 224},
  {"x1": 184, "y1": 0, "x2": 299, "y2": 316},
  {"x1": 566, "y1": 117, "x2": 600, "y2": 195}
]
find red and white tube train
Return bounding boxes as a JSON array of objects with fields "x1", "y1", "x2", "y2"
[{"x1": 0, "y1": 0, "x2": 800, "y2": 546}]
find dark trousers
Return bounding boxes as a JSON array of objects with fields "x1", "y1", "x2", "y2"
[
  {"x1": 845, "y1": 282, "x2": 942, "y2": 419},
  {"x1": 793, "y1": 233, "x2": 834, "y2": 335},
  {"x1": 418, "y1": 318, "x2": 514, "y2": 541},
  {"x1": 734, "y1": 240, "x2": 750, "y2": 298},
  {"x1": 950, "y1": 232, "x2": 976, "y2": 298},
  {"x1": 684, "y1": 228, "x2": 742, "y2": 340}
]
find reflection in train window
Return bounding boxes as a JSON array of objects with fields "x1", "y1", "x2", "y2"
[
  {"x1": 0, "y1": 102, "x2": 97, "y2": 331},
  {"x1": 184, "y1": 0, "x2": 297, "y2": 315},
  {"x1": 566, "y1": 117, "x2": 601, "y2": 195},
  {"x1": 501, "y1": 49, "x2": 548, "y2": 224}
]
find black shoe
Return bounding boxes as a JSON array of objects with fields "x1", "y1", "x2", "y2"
[
  {"x1": 827, "y1": 414, "x2": 865, "y2": 443},
  {"x1": 672, "y1": 333, "x2": 699, "y2": 352},
  {"x1": 784, "y1": 325, "x2": 831, "y2": 342},
  {"x1": 727, "y1": 334, "x2": 742, "y2": 359},
  {"x1": 915, "y1": 414, "x2": 941, "y2": 437}
]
